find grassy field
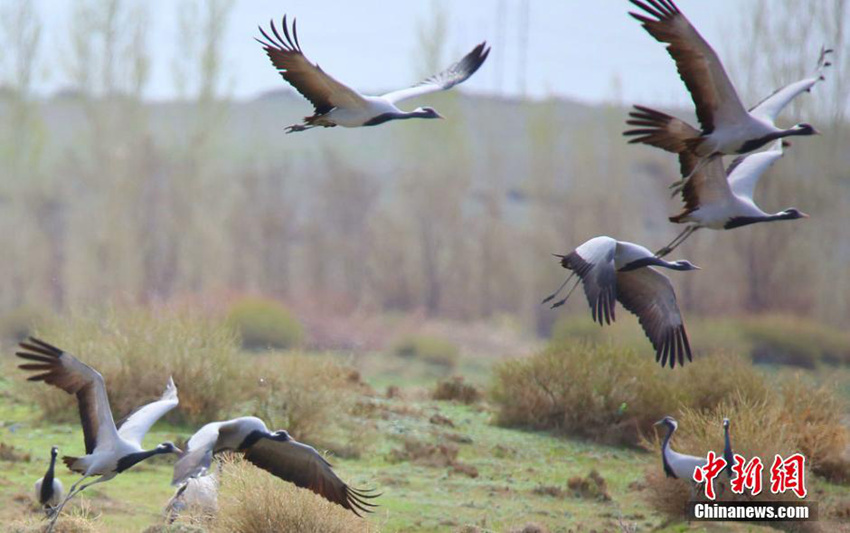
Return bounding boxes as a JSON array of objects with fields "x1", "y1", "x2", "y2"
[{"x1": 1, "y1": 344, "x2": 848, "y2": 533}]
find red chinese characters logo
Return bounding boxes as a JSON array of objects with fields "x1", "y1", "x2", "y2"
[
  {"x1": 692, "y1": 451, "x2": 727, "y2": 500},
  {"x1": 730, "y1": 454, "x2": 764, "y2": 496},
  {"x1": 770, "y1": 453, "x2": 807, "y2": 498}
]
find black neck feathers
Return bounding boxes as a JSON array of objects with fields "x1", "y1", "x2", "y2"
[
  {"x1": 724, "y1": 211, "x2": 794, "y2": 230},
  {"x1": 40, "y1": 452, "x2": 57, "y2": 504},
  {"x1": 237, "y1": 429, "x2": 289, "y2": 451},
  {"x1": 237, "y1": 429, "x2": 269, "y2": 451},
  {"x1": 115, "y1": 447, "x2": 168, "y2": 473},
  {"x1": 362, "y1": 110, "x2": 434, "y2": 127},
  {"x1": 661, "y1": 425, "x2": 676, "y2": 479},
  {"x1": 723, "y1": 425, "x2": 734, "y2": 477},
  {"x1": 619, "y1": 256, "x2": 665, "y2": 272}
]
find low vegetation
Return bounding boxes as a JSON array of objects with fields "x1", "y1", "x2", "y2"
[
  {"x1": 393, "y1": 334, "x2": 460, "y2": 371},
  {"x1": 491, "y1": 343, "x2": 679, "y2": 445},
  {"x1": 491, "y1": 343, "x2": 846, "y2": 456},
  {"x1": 227, "y1": 297, "x2": 305, "y2": 351},
  {"x1": 740, "y1": 314, "x2": 850, "y2": 367},
  {"x1": 248, "y1": 354, "x2": 374, "y2": 457},
  {"x1": 22, "y1": 309, "x2": 243, "y2": 425},
  {"x1": 212, "y1": 457, "x2": 377, "y2": 533},
  {"x1": 432, "y1": 376, "x2": 480, "y2": 404}
]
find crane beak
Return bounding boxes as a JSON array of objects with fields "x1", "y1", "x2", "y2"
[
  {"x1": 800, "y1": 212, "x2": 810, "y2": 219},
  {"x1": 653, "y1": 419, "x2": 664, "y2": 426},
  {"x1": 437, "y1": 113, "x2": 445, "y2": 120}
]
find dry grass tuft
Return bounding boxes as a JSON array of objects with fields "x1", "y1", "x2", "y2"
[
  {"x1": 23, "y1": 308, "x2": 243, "y2": 425},
  {"x1": 388, "y1": 437, "x2": 459, "y2": 467},
  {"x1": 491, "y1": 342, "x2": 680, "y2": 445},
  {"x1": 491, "y1": 342, "x2": 841, "y2": 453},
  {"x1": 0, "y1": 442, "x2": 31, "y2": 462},
  {"x1": 531, "y1": 471, "x2": 610, "y2": 502},
  {"x1": 213, "y1": 457, "x2": 377, "y2": 533},
  {"x1": 567, "y1": 470, "x2": 611, "y2": 501},
  {"x1": 6, "y1": 515, "x2": 102, "y2": 533},
  {"x1": 249, "y1": 354, "x2": 374, "y2": 455},
  {"x1": 774, "y1": 375, "x2": 849, "y2": 474},
  {"x1": 432, "y1": 377, "x2": 481, "y2": 404},
  {"x1": 506, "y1": 523, "x2": 550, "y2": 533}
]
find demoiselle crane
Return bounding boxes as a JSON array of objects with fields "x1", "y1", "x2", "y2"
[
  {"x1": 543, "y1": 236, "x2": 699, "y2": 368},
  {"x1": 34, "y1": 446, "x2": 64, "y2": 515},
  {"x1": 172, "y1": 416, "x2": 379, "y2": 516},
  {"x1": 651, "y1": 138, "x2": 808, "y2": 257},
  {"x1": 16, "y1": 338, "x2": 181, "y2": 531},
  {"x1": 257, "y1": 16, "x2": 489, "y2": 132},
  {"x1": 623, "y1": 0, "x2": 819, "y2": 179}
]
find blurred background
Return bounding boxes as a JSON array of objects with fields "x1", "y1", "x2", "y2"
[
  {"x1": 0, "y1": 0, "x2": 848, "y2": 341},
  {"x1": 1, "y1": 2, "x2": 850, "y2": 531}
]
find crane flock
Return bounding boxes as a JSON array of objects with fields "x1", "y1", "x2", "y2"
[{"x1": 14, "y1": 0, "x2": 831, "y2": 527}]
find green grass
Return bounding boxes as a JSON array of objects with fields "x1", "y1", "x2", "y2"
[{"x1": 1, "y1": 350, "x2": 847, "y2": 533}]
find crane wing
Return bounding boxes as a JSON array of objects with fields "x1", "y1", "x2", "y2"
[
  {"x1": 560, "y1": 237, "x2": 618, "y2": 325},
  {"x1": 615, "y1": 268, "x2": 691, "y2": 368},
  {"x1": 381, "y1": 42, "x2": 490, "y2": 104},
  {"x1": 117, "y1": 376, "x2": 179, "y2": 446},
  {"x1": 243, "y1": 438, "x2": 379, "y2": 516},
  {"x1": 727, "y1": 141, "x2": 784, "y2": 200},
  {"x1": 629, "y1": 0, "x2": 748, "y2": 132},
  {"x1": 256, "y1": 16, "x2": 368, "y2": 114},
  {"x1": 17, "y1": 338, "x2": 119, "y2": 453},
  {"x1": 749, "y1": 47, "x2": 832, "y2": 123}
]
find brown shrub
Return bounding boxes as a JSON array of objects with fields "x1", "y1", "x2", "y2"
[
  {"x1": 567, "y1": 470, "x2": 611, "y2": 501},
  {"x1": 775, "y1": 374, "x2": 849, "y2": 474},
  {"x1": 0, "y1": 442, "x2": 31, "y2": 462},
  {"x1": 6, "y1": 515, "x2": 101, "y2": 533},
  {"x1": 432, "y1": 377, "x2": 481, "y2": 404},
  {"x1": 429, "y1": 413, "x2": 454, "y2": 427},
  {"x1": 451, "y1": 462, "x2": 479, "y2": 478},
  {"x1": 248, "y1": 354, "x2": 374, "y2": 455},
  {"x1": 388, "y1": 437, "x2": 459, "y2": 467},
  {"x1": 213, "y1": 457, "x2": 376, "y2": 533},
  {"x1": 22, "y1": 309, "x2": 243, "y2": 425},
  {"x1": 506, "y1": 524, "x2": 550, "y2": 533},
  {"x1": 490, "y1": 343, "x2": 680, "y2": 445},
  {"x1": 531, "y1": 471, "x2": 610, "y2": 502},
  {"x1": 491, "y1": 343, "x2": 841, "y2": 455},
  {"x1": 673, "y1": 352, "x2": 770, "y2": 411}
]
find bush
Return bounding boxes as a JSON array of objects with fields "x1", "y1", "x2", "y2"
[
  {"x1": 248, "y1": 354, "x2": 373, "y2": 455},
  {"x1": 491, "y1": 343, "x2": 681, "y2": 445},
  {"x1": 740, "y1": 314, "x2": 850, "y2": 367},
  {"x1": 432, "y1": 377, "x2": 480, "y2": 404},
  {"x1": 227, "y1": 297, "x2": 304, "y2": 351},
  {"x1": 22, "y1": 308, "x2": 243, "y2": 425},
  {"x1": 393, "y1": 335, "x2": 459, "y2": 370},
  {"x1": 213, "y1": 457, "x2": 376, "y2": 533},
  {"x1": 775, "y1": 375, "x2": 849, "y2": 476},
  {"x1": 490, "y1": 343, "x2": 822, "y2": 448}
]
